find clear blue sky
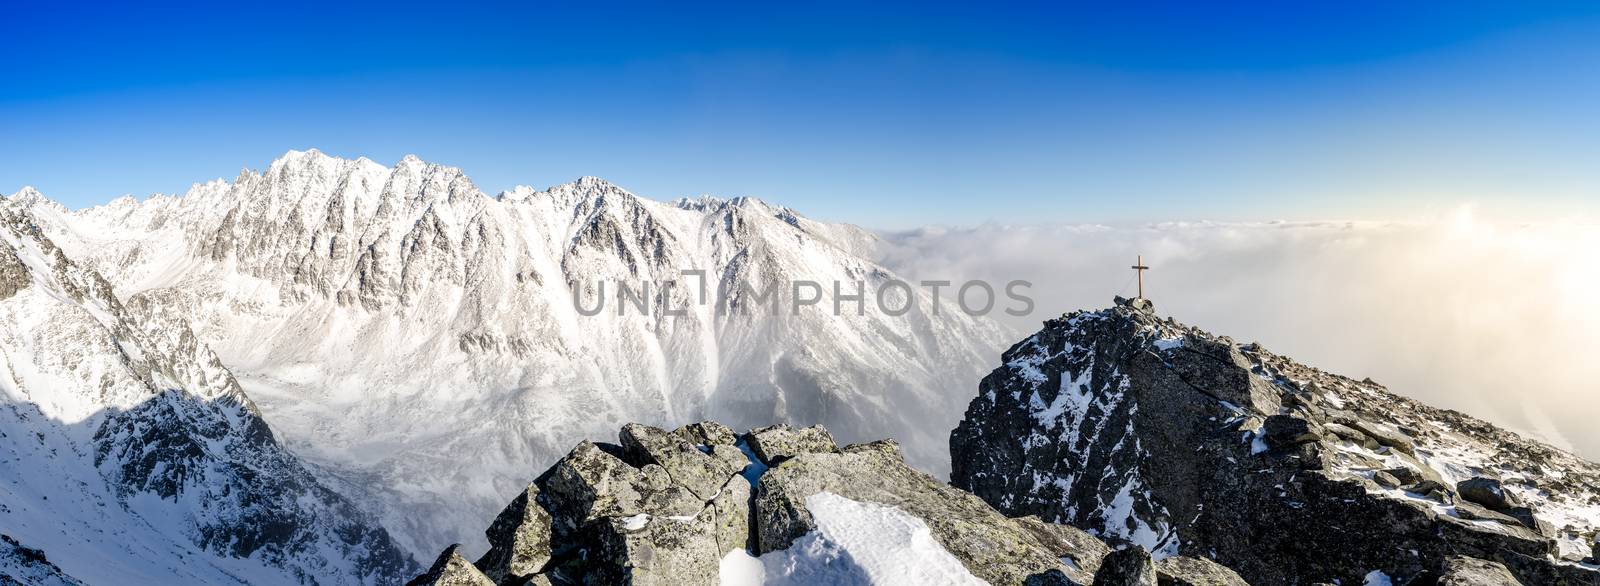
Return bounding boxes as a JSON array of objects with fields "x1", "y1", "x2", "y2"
[{"x1": 5, "y1": 1, "x2": 1598, "y2": 227}]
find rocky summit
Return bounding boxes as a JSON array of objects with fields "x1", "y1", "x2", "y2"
[
  {"x1": 952, "y1": 297, "x2": 1600, "y2": 585},
  {"x1": 407, "y1": 421, "x2": 1244, "y2": 586}
]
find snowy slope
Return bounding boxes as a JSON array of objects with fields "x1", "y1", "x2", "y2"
[
  {"x1": 0, "y1": 204, "x2": 414, "y2": 584},
  {"x1": 13, "y1": 149, "x2": 1014, "y2": 558}
]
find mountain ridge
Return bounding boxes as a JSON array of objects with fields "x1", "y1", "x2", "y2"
[{"x1": 5, "y1": 150, "x2": 1015, "y2": 560}]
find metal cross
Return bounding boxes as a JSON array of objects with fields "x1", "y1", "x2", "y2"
[{"x1": 1131, "y1": 255, "x2": 1149, "y2": 299}]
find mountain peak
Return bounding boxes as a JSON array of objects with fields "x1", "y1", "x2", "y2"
[{"x1": 954, "y1": 302, "x2": 1600, "y2": 584}]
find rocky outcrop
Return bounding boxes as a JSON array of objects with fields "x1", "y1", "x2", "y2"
[
  {"x1": 412, "y1": 421, "x2": 1226, "y2": 586},
  {"x1": 1434, "y1": 556, "x2": 1524, "y2": 585},
  {"x1": 408, "y1": 545, "x2": 495, "y2": 586},
  {"x1": 952, "y1": 301, "x2": 1600, "y2": 586}
]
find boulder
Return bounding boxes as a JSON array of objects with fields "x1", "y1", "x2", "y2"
[
  {"x1": 1503, "y1": 506, "x2": 1554, "y2": 538},
  {"x1": 1404, "y1": 479, "x2": 1455, "y2": 504},
  {"x1": 1338, "y1": 418, "x2": 1415, "y2": 455},
  {"x1": 1382, "y1": 466, "x2": 1425, "y2": 486},
  {"x1": 474, "y1": 484, "x2": 552, "y2": 583},
  {"x1": 589, "y1": 512, "x2": 720, "y2": 586},
  {"x1": 1452, "y1": 500, "x2": 1523, "y2": 527},
  {"x1": 1457, "y1": 477, "x2": 1524, "y2": 513},
  {"x1": 744, "y1": 424, "x2": 837, "y2": 464},
  {"x1": 1372, "y1": 470, "x2": 1403, "y2": 489},
  {"x1": 1436, "y1": 556, "x2": 1525, "y2": 585},
  {"x1": 1154, "y1": 556, "x2": 1250, "y2": 586},
  {"x1": 407, "y1": 545, "x2": 494, "y2": 586},
  {"x1": 673, "y1": 421, "x2": 737, "y2": 447},
  {"x1": 1093, "y1": 548, "x2": 1157, "y2": 586},
  {"x1": 708, "y1": 473, "x2": 752, "y2": 554},
  {"x1": 1323, "y1": 422, "x2": 1379, "y2": 450},
  {"x1": 1262, "y1": 415, "x2": 1320, "y2": 449},
  {"x1": 541, "y1": 441, "x2": 700, "y2": 529},
  {"x1": 620, "y1": 423, "x2": 738, "y2": 499}
]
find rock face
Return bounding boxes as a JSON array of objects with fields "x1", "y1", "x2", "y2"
[
  {"x1": 413, "y1": 421, "x2": 1228, "y2": 586},
  {"x1": 951, "y1": 302, "x2": 1600, "y2": 586}
]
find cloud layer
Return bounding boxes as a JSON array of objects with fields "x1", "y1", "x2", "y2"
[{"x1": 876, "y1": 210, "x2": 1600, "y2": 461}]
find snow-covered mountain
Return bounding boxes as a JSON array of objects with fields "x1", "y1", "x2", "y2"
[
  {"x1": 0, "y1": 203, "x2": 414, "y2": 584},
  {"x1": 8, "y1": 149, "x2": 1013, "y2": 560}
]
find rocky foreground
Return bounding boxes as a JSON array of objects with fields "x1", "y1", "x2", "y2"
[
  {"x1": 405, "y1": 298, "x2": 1599, "y2": 586},
  {"x1": 405, "y1": 421, "x2": 1246, "y2": 585},
  {"x1": 953, "y1": 297, "x2": 1600, "y2": 585}
]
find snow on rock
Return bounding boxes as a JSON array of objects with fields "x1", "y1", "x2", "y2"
[{"x1": 718, "y1": 492, "x2": 987, "y2": 586}]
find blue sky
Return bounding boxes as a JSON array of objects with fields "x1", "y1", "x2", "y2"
[{"x1": 4, "y1": 0, "x2": 1598, "y2": 227}]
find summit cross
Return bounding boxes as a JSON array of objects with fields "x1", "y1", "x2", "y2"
[{"x1": 1131, "y1": 255, "x2": 1149, "y2": 299}]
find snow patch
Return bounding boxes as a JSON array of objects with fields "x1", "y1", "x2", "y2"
[{"x1": 718, "y1": 492, "x2": 986, "y2": 585}]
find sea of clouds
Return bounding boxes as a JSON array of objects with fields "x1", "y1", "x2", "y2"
[{"x1": 875, "y1": 208, "x2": 1600, "y2": 461}]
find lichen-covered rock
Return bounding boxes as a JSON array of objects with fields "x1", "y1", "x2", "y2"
[
  {"x1": 673, "y1": 421, "x2": 737, "y2": 447},
  {"x1": 1093, "y1": 548, "x2": 1157, "y2": 586},
  {"x1": 542, "y1": 441, "x2": 700, "y2": 530},
  {"x1": 1154, "y1": 556, "x2": 1249, "y2": 586},
  {"x1": 589, "y1": 512, "x2": 720, "y2": 586},
  {"x1": 474, "y1": 484, "x2": 552, "y2": 584},
  {"x1": 709, "y1": 474, "x2": 752, "y2": 554},
  {"x1": 745, "y1": 424, "x2": 837, "y2": 464},
  {"x1": 620, "y1": 423, "x2": 738, "y2": 499},
  {"x1": 755, "y1": 438, "x2": 1084, "y2": 585},
  {"x1": 1014, "y1": 515, "x2": 1112, "y2": 584},
  {"x1": 407, "y1": 545, "x2": 495, "y2": 586},
  {"x1": 1435, "y1": 556, "x2": 1524, "y2": 585}
]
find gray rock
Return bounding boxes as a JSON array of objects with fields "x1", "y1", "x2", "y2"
[
  {"x1": 1457, "y1": 477, "x2": 1524, "y2": 513},
  {"x1": 1382, "y1": 466, "x2": 1425, "y2": 486},
  {"x1": 1338, "y1": 418, "x2": 1415, "y2": 455},
  {"x1": 1262, "y1": 415, "x2": 1320, "y2": 449},
  {"x1": 709, "y1": 473, "x2": 752, "y2": 554},
  {"x1": 673, "y1": 421, "x2": 737, "y2": 447},
  {"x1": 756, "y1": 439, "x2": 1080, "y2": 585},
  {"x1": 474, "y1": 484, "x2": 552, "y2": 584},
  {"x1": 1372, "y1": 470, "x2": 1403, "y2": 489},
  {"x1": 620, "y1": 423, "x2": 738, "y2": 499},
  {"x1": 542, "y1": 441, "x2": 699, "y2": 529},
  {"x1": 1093, "y1": 548, "x2": 1157, "y2": 586},
  {"x1": 1503, "y1": 506, "x2": 1554, "y2": 537},
  {"x1": 1014, "y1": 515, "x2": 1111, "y2": 584},
  {"x1": 1436, "y1": 556, "x2": 1524, "y2": 585},
  {"x1": 590, "y1": 512, "x2": 720, "y2": 586},
  {"x1": 1452, "y1": 500, "x2": 1523, "y2": 527},
  {"x1": 745, "y1": 424, "x2": 837, "y2": 464},
  {"x1": 1323, "y1": 422, "x2": 1379, "y2": 449},
  {"x1": 1154, "y1": 556, "x2": 1250, "y2": 586},
  {"x1": 1404, "y1": 479, "x2": 1455, "y2": 504},
  {"x1": 407, "y1": 545, "x2": 495, "y2": 586}
]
